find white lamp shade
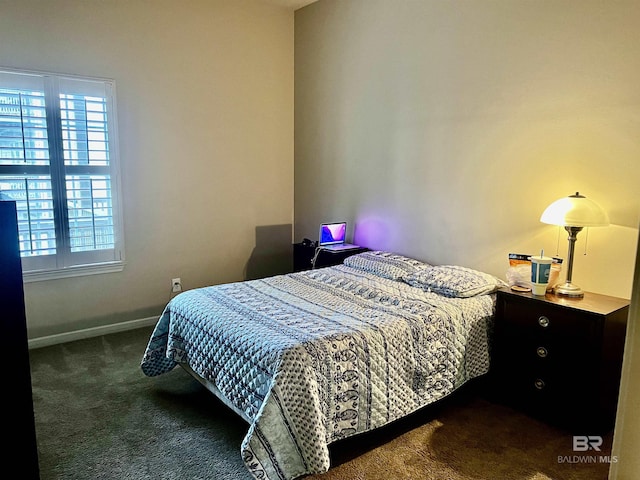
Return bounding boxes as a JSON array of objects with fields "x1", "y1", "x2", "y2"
[{"x1": 540, "y1": 192, "x2": 609, "y2": 227}]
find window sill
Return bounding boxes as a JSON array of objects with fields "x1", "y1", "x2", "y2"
[{"x1": 23, "y1": 261, "x2": 125, "y2": 283}]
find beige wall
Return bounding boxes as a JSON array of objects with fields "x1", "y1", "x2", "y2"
[
  {"x1": 295, "y1": 0, "x2": 640, "y2": 300},
  {"x1": 295, "y1": 1, "x2": 640, "y2": 476},
  {"x1": 0, "y1": 0, "x2": 294, "y2": 338}
]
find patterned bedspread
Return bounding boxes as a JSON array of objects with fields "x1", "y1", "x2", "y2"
[{"x1": 141, "y1": 261, "x2": 496, "y2": 480}]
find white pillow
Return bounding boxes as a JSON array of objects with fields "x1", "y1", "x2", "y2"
[
  {"x1": 404, "y1": 265, "x2": 505, "y2": 297},
  {"x1": 343, "y1": 251, "x2": 430, "y2": 281}
]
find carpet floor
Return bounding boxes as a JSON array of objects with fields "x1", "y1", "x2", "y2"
[{"x1": 29, "y1": 326, "x2": 612, "y2": 480}]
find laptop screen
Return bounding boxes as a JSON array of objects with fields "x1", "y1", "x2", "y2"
[{"x1": 319, "y1": 222, "x2": 347, "y2": 246}]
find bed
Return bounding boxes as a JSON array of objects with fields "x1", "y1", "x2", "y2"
[{"x1": 141, "y1": 251, "x2": 504, "y2": 480}]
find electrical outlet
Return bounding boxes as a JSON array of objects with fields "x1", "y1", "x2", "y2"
[{"x1": 171, "y1": 277, "x2": 182, "y2": 293}]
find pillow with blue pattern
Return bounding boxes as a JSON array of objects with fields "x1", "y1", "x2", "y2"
[
  {"x1": 404, "y1": 265, "x2": 505, "y2": 297},
  {"x1": 343, "y1": 251, "x2": 430, "y2": 281}
]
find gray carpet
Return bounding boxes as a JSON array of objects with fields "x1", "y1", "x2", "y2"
[
  {"x1": 30, "y1": 327, "x2": 251, "y2": 480},
  {"x1": 29, "y1": 327, "x2": 612, "y2": 480}
]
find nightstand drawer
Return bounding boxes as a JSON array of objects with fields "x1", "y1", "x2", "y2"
[
  {"x1": 498, "y1": 321, "x2": 597, "y2": 366},
  {"x1": 506, "y1": 371, "x2": 592, "y2": 423},
  {"x1": 502, "y1": 298, "x2": 599, "y2": 340}
]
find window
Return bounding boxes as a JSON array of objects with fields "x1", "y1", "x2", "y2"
[{"x1": 0, "y1": 68, "x2": 124, "y2": 280}]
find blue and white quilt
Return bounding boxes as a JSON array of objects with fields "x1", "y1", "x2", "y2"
[{"x1": 141, "y1": 254, "x2": 497, "y2": 480}]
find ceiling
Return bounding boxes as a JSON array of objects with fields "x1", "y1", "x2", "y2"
[{"x1": 261, "y1": 0, "x2": 318, "y2": 10}]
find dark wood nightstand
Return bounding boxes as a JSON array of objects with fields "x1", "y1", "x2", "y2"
[
  {"x1": 489, "y1": 288, "x2": 629, "y2": 433},
  {"x1": 292, "y1": 243, "x2": 368, "y2": 272}
]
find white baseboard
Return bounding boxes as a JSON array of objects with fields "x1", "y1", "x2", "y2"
[{"x1": 28, "y1": 316, "x2": 159, "y2": 350}]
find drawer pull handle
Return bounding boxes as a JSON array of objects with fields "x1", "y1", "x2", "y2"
[
  {"x1": 534, "y1": 379, "x2": 546, "y2": 390},
  {"x1": 537, "y1": 347, "x2": 548, "y2": 358},
  {"x1": 538, "y1": 316, "x2": 550, "y2": 328}
]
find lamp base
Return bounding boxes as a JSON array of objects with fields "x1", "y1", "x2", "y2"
[{"x1": 553, "y1": 282, "x2": 584, "y2": 298}]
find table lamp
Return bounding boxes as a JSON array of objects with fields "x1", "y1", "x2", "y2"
[{"x1": 540, "y1": 192, "x2": 609, "y2": 297}]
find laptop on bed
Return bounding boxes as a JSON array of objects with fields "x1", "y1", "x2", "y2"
[{"x1": 319, "y1": 222, "x2": 358, "y2": 251}]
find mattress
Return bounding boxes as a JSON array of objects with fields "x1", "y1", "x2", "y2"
[{"x1": 141, "y1": 252, "x2": 500, "y2": 479}]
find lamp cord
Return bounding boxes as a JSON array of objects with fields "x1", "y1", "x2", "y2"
[
  {"x1": 583, "y1": 227, "x2": 589, "y2": 255},
  {"x1": 555, "y1": 225, "x2": 589, "y2": 256}
]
